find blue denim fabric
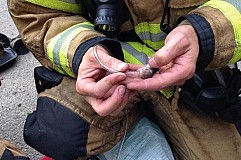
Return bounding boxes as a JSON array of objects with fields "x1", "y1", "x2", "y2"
[{"x1": 98, "y1": 117, "x2": 174, "y2": 160}]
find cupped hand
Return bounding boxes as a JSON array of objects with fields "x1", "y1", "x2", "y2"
[
  {"x1": 76, "y1": 45, "x2": 136, "y2": 116},
  {"x1": 124, "y1": 25, "x2": 199, "y2": 91}
]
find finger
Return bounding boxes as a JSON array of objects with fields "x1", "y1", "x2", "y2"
[
  {"x1": 127, "y1": 63, "x2": 145, "y2": 71},
  {"x1": 85, "y1": 85, "x2": 127, "y2": 116},
  {"x1": 95, "y1": 45, "x2": 129, "y2": 72},
  {"x1": 125, "y1": 64, "x2": 194, "y2": 90},
  {"x1": 76, "y1": 72, "x2": 126, "y2": 97},
  {"x1": 110, "y1": 90, "x2": 137, "y2": 116},
  {"x1": 124, "y1": 64, "x2": 146, "y2": 78},
  {"x1": 158, "y1": 62, "x2": 173, "y2": 72},
  {"x1": 149, "y1": 33, "x2": 188, "y2": 68},
  {"x1": 109, "y1": 90, "x2": 130, "y2": 116},
  {"x1": 153, "y1": 66, "x2": 192, "y2": 89},
  {"x1": 78, "y1": 45, "x2": 129, "y2": 79}
]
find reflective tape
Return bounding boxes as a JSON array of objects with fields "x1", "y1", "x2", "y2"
[
  {"x1": 201, "y1": 0, "x2": 241, "y2": 64},
  {"x1": 120, "y1": 41, "x2": 155, "y2": 64},
  {"x1": 25, "y1": 0, "x2": 82, "y2": 14},
  {"x1": 135, "y1": 22, "x2": 166, "y2": 50},
  {"x1": 47, "y1": 22, "x2": 94, "y2": 77}
]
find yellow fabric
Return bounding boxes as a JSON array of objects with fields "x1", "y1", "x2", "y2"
[
  {"x1": 160, "y1": 90, "x2": 175, "y2": 99},
  {"x1": 123, "y1": 42, "x2": 155, "y2": 64},
  {"x1": 135, "y1": 22, "x2": 166, "y2": 50},
  {"x1": 144, "y1": 40, "x2": 165, "y2": 50},
  {"x1": 58, "y1": 27, "x2": 85, "y2": 77},
  {"x1": 201, "y1": 0, "x2": 241, "y2": 64},
  {"x1": 123, "y1": 50, "x2": 143, "y2": 64},
  {"x1": 25, "y1": 0, "x2": 82, "y2": 14},
  {"x1": 47, "y1": 34, "x2": 58, "y2": 67},
  {"x1": 47, "y1": 22, "x2": 93, "y2": 77},
  {"x1": 135, "y1": 23, "x2": 161, "y2": 34}
]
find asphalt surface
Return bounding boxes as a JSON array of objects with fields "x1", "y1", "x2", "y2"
[
  {"x1": 1, "y1": 1, "x2": 241, "y2": 160},
  {"x1": 0, "y1": 0, "x2": 43, "y2": 159}
]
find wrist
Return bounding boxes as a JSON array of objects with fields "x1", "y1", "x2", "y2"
[
  {"x1": 178, "y1": 14, "x2": 215, "y2": 71},
  {"x1": 72, "y1": 37, "x2": 123, "y2": 76}
]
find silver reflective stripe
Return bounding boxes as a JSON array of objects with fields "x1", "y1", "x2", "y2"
[
  {"x1": 134, "y1": 23, "x2": 166, "y2": 50},
  {"x1": 225, "y1": 0, "x2": 241, "y2": 12},
  {"x1": 46, "y1": 22, "x2": 94, "y2": 77},
  {"x1": 120, "y1": 42, "x2": 153, "y2": 64},
  {"x1": 59, "y1": 0, "x2": 81, "y2": 4},
  {"x1": 52, "y1": 24, "x2": 84, "y2": 75},
  {"x1": 137, "y1": 31, "x2": 166, "y2": 43}
]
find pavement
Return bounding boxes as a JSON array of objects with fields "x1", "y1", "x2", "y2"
[
  {"x1": 1, "y1": 1, "x2": 241, "y2": 160},
  {"x1": 0, "y1": 0, "x2": 43, "y2": 159}
]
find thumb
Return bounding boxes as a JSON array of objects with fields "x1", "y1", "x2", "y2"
[
  {"x1": 148, "y1": 32, "x2": 186, "y2": 68},
  {"x1": 148, "y1": 46, "x2": 173, "y2": 68}
]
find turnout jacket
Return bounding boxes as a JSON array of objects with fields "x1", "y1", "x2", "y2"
[
  {"x1": 7, "y1": 1, "x2": 241, "y2": 159},
  {"x1": 8, "y1": 0, "x2": 241, "y2": 98}
]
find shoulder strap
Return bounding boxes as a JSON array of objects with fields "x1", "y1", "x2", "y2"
[{"x1": 82, "y1": 0, "x2": 97, "y2": 21}]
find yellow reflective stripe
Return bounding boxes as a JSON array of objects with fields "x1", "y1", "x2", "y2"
[
  {"x1": 46, "y1": 34, "x2": 59, "y2": 65},
  {"x1": 160, "y1": 90, "x2": 174, "y2": 99},
  {"x1": 128, "y1": 42, "x2": 155, "y2": 59},
  {"x1": 47, "y1": 26, "x2": 78, "y2": 76},
  {"x1": 135, "y1": 22, "x2": 166, "y2": 50},
  {"x1": 25, "y1": 0, "x2": 82, "y2": 14},
  {"x1": 120, "y1": 41, "x2": 155, "y2": 64},
  {"x1": 201, "y1": 0, "x2": 241, "y2": 64},
  {"x1": 135, "y1": 23, "x2": 161, "y2": 34},
  {"x1": 47, "y1": 22, "x2": 94, "y2": 77},
  {"x1": 54, "y1": 66, "x2": 68, "y2": 75},
  {"x1": 143, "y1": 39, "x2": 165, "y2": 50},
  {"x1": 58, "y1": 28, "x2": 88, "y2": 77},
  {"x1": 123, "y1": 50, "x2": 142, "y2": 64}
]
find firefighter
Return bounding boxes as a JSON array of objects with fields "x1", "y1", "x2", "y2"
[{"x1": 8, "y1": 0, "x2": 241, "y2": 159}]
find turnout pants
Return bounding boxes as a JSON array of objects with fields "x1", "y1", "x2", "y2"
[
  {"x1": 24, "y1": 74, "x2": 241, "y2": 160},
  {"x1": 141, "y1": 91, "x2": 241, "y2": 160},
  {"x1": 0, "y1": 139, "x2": 30, "y2": 160}
]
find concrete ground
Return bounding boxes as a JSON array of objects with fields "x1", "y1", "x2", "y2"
[
  {"x1": 0, "y1": 0, "x2": 43, "y2": 159},
  {"x1": 1, "y1": 1, "x2": 241, "y2": 160}
]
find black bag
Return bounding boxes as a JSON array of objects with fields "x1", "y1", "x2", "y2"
[
  {"x1": 34, "y1": 66, "x2": 64, "y2": 93},
  {"x1": 180, "y1": 65, "x2": 241, "y2": 133}
]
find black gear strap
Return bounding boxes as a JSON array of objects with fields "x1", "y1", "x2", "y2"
[{"x1": 180, "y1": 66, "x2": 241, "y2": 134}]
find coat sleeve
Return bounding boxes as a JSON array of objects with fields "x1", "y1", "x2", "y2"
[
  {"x1": 180, "y1": 0, "x2": 241, "y2": 70},
  {"x1": 8, "y1": 0, "x2": 124, "y2": 77}
]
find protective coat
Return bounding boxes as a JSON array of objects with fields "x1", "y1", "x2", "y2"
[{"x1": 8, "y1": 0, "x2": 241, "y2": 159}]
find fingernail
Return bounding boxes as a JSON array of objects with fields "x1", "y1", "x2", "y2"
[
  {"x1": 149, "y1": 58, "x2": 158, "y2": 68},
  {"x1": 117, "y1": 63, "x2": 126, "y2": 71},
  {"x1": 116, "y1": 74, "x2": 126, "y2": 81},
  {"x1": 118, "y1": 86, "x2": 126, "y2": 96}
]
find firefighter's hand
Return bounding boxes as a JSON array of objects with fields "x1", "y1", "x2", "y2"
[
  {"x1": 124, "y1": 25, "x2": 199, "y2": 90},
  {"x1": 76, "y1": 45, "x2": 135, "y2": 116}
]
